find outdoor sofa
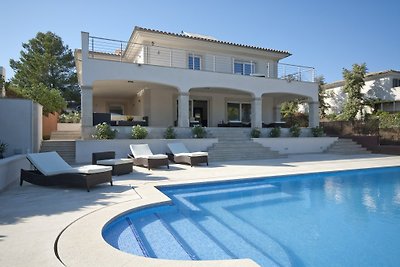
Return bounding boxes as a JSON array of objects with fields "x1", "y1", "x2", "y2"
[{"x1": 20, "y1": 151, "x2": 113, "y2": 192}]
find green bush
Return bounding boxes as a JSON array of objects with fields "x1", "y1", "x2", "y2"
[
  {"x1": 58, "y1": 111, "x2": 81, "y2": 123},
  {"x1": 250, "y1": 128, "x2": 261, "y2": 138},
  {"x1": 289, "y1": 124, "x2": 301, "y2": 137},
  {"x1": 0, "y1": 141, "x2": 8, "y2": 154},
  {"x1": 192, "y1": 125, "x2": 207, "y2": 138},
  {"x1": 164, "y1": 126, "x2": 176, "y2": 139},
  {"x1": 92, "y1": 123, "x2": 117, "y2": 139},
  {"x1": 311, "y1": 126, "x2": 324, "y2": 137},
  {"x1": 269, "y1": 127, "x2": 281, "y2": 137},
  {"x1": 131, "y1": 125, "x2": 148, "y2": 139}
]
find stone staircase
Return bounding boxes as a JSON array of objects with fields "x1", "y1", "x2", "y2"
[
  {"x1": 50, "y1": 130, "x2": 81, "y2": 140},
  {"x1": 207, "y1": 128, "x2": 282, "y2": 162},
  {"x1": 40, "y1": 140, "x2": 76, "y2": 164},
  {"x1": 324, "y1": 138, "x2": 371, "y2": 155}
]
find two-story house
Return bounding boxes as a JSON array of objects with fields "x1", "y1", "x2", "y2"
[
  {"x1": 324, "y1": 70, "x2": 400, "y2": 115},
  {"x1": 75, "y1": 26, "x2": 319, "y2": 138}
]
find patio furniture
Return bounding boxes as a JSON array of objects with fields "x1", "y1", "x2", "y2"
[
  {"x1": 167, "y1": 142, "x2": 208, "y2": 167},
  {"x1": 20, "y1": 151, "x2": 113, "y2": 192},
  {"x1": 92, "y1": 151, "x2": 133, "y2": 176},
  {"x1": 129, "y1": 144, "x2": 169, "y2": 170}
]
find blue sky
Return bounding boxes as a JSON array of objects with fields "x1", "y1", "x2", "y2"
[{"x1": 1, "y1": 0, "x2": 399, "y2": 83}]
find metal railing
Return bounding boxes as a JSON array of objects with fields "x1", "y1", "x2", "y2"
[{"x1": 88, "y1": 35, "x2": 315, "y2": 82}]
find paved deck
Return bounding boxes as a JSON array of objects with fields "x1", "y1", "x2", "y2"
[{"x1": 1, "y1": 153, "x2": 399, "y2": 267}]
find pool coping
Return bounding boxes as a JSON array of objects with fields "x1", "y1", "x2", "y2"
[{"x1": 56, "y1": 155, "x2": 400, "y2": 267}]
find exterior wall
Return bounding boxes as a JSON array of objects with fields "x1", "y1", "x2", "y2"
[
  {"x1": 149, "y1": 88, "x2": 176, "y2": 127},
  {"x1": 42, "y1": 112, "x2": 58, "y2": 138},
  {"x1": 93, "y1": 96, "x2": 136, "y2": 115},
  {"x1": 82, "y1": 59, "x2": 318, "y2": 100},
  {"x1": 75, "y1": 138, "x2": 218, "y2": 164},
  {"x1": 0, "y1": 99, "x2": 42, "y2": 156},
  {"x1": 0, "y1": 155, "x2": 30, "y2": 191},
  {"x1": 253, "y1": 137, "x2": 337, "y2": 154}
]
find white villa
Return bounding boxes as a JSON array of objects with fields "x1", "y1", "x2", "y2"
[
  {"x1": 324, "y1": 70, "x2": 400, "y2": 115},
  {"x1": 75, "y1": 26, "x2": 319, "y2": 138}
]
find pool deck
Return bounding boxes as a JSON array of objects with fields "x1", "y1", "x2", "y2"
[{"x1": 1, "y1": 153, "x2": 400, "y2": 267}]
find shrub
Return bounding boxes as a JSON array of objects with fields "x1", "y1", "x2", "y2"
[
  {"x1": 289, "y1": 124, "x2": 301, "y2": 137},
  {"x1": 269, "y1": 127, "x2": 281, "y2": 138},
  {"x1": 250, "y1": 128, "x2": 261, "y2": 138},
  {"x1": 58, "y1": 111, "x2": 81, "y2": 123},
  {"x1": 131, "y1": 125, "x2": 148, "y2": 139},
  {"x1": 192, "y1": 125, "x2": 207, "y2": 138},
  {"x1": 311, "y1": 126, "x2": 324, "y2": 137},
  {"x1": 164, "y1": 126, "x2": 176, "y2": 139},
  {"x1": 0, "y1": 141, "x2": 8, "y2": 154},
  {"x1": 92, "y1": 123, "x2": 117, "y2": 139}
]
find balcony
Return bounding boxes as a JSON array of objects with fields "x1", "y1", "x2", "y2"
[{"x1": 88, "y1": 35, "x2": 315, "y2": 83}]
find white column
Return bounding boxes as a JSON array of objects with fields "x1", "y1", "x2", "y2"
[
  {"x1": 274, "y1": 104, "x2": 282, "y2": 122},
  {"x1": 251, "y1": 97, "x2": 262, "y2": 128},
  {"x1": 308, "y1": 101, "x2": 320, "y2": 127},
  {"x1": 81, "y1": 85, "x2": 93, "y2": 139},
  {"x1": 177, "y1": 92, "x2": 189, "y2": 127}
]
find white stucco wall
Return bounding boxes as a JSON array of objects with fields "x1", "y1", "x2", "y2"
[
  {"x1": 0, "y1": 155, "x2": 30, "y2": 191},
  {"x1": 0, "y1": 99, "x2": 42, "y2": 156},
  {"x1": 253, "y1": 137, "x2": 337, "y2": 154}
]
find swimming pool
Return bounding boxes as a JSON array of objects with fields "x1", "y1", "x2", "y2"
[{"x1": 103, "y1": 167, "x2": 400, "y2": 267}]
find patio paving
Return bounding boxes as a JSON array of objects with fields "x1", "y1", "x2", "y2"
[{"x1": 1, "y1": 153, "x2": 399, "y2": 267}]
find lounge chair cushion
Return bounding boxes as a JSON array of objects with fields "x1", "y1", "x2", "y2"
[
  {"x1": 130, "y1": 144, "x2": 167, "y2": 159},
  {"x1": 96, "y1": 158, "x2": 133, "y2": 166},
  {"x1": 27, "y1": 152, "x2": 112, "y2": 176},
  {"x1": 74, "y1": 165, "x2": 112, "y2": 174},
  {"x1": 27, "y1": 152, "x2": 77, "y2": 176}
]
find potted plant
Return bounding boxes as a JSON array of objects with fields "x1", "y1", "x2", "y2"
[
  {"x1": 250, "y1": 128, "x2": 261, "y2": 138},
  {"x1": 92, "y1": 123, "x2": 117, "y2": 139},
  {"x1": 131, "y1": 125, "x2": 148, "y2": 139},
  {"x1": 0, "y1": 141, "x2": 8, "y2": 159},
  {"x1": 164, "y1": 126, "x2": 176, "y2": 139}
]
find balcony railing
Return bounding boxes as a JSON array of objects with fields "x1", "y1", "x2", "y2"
[{"x1": 88, "y1": 35, "x2": 315, "y2": 82}]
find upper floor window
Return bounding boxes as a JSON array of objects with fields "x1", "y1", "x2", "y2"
[
  {"x1": 188, "y1": 54, "x2": 201, "y2": 70},
  {"x1": 234, "y1": 60, "x2": 254, "y2": 75},
  {"x1": 393, "y1": 78, "x2": 400, "y2": 88}
]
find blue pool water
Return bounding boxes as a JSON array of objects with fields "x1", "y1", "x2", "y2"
[{"x1": 103, "y1": 167, "x2": 400, "y2": 267}]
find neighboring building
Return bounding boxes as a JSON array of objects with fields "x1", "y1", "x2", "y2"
[
  {"x1": 75, "y1": 26, "x2": 319, "y2": 138},
  {"x1": 324, "y1": 70, "x2": 400, "y2": 115}
]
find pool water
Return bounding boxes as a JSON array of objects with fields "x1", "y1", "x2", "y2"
[{"x1": 103, "y1": 167, "x2": 400, "y2": 267}]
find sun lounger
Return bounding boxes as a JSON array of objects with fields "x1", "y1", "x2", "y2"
[
  {"x1": 92, "y1": 151, "x2": 133, "y2": 176},
  {"x1": 129, "y1": 144, "x2": 169, "y2": 170},
  {"x1": 20, "y1": 151, "x2": 113, "y2": 192},
  {"x1": 167, "y1": 143, "x2": 208, "y2": 167}
]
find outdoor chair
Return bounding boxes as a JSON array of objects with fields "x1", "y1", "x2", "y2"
[
  {"x1": 129, "y1": 144, "x2": 169, "y2": 170},
  {"x1": 20, "y1": 151, "x2": 113, "y2": 192},
  {"x1": 167, "y1": 142, "x2": 208, "y2": 167}
]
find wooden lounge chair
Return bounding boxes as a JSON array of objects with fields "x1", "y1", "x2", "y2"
[
  {"x1": 167, "y1": 143, "x2": 208, "y2": 167},
  {"x1": 20, "y1": 151, "x2": 113, "y2": 192},
  {"x1": 129, "y1": 144, "x2": 169, "y2": 170}
]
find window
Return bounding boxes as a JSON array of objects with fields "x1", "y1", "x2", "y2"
[
  {"x1": 227, "y1": 102, "x2": 251, "y2": 122},
  {"x1": 393, "y1": 78, "x2": 400, "y2": 88},
  {"x1": 188, "y1": 54, "x2": 201, "y2": 70},
  {"x1": 234, "y1": 60, "x2": 254, "y2": 75}
]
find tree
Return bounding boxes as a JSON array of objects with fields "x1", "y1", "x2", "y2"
[
  {"x1": 11, "y1": 83, "x2": 66, "y2": 115},
  {"x1": 315, "y1": 75, "x2": 330, "y2": 118},
  {"x1": 9, "y1": 32, "x2": 79, "y2": 102},
  {"x1": 340, "y1": 63, "x2": 367, "y2": 120}
]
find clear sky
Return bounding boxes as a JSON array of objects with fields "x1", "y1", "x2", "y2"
[{"x1": 1, "y1": 0, "x2": 399, "y2": 83}]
